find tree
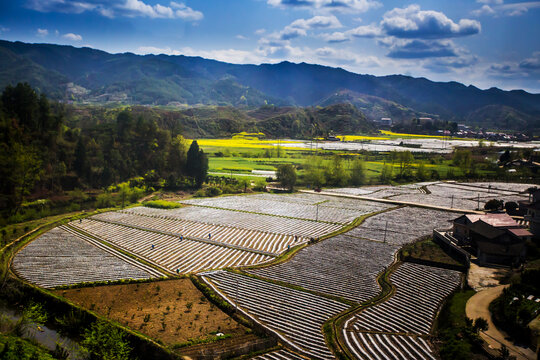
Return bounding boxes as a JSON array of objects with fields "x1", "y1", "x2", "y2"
[
  {"x1": 304, "y1": 156, "x2": 325, "y2": 188},
  {"x1": 185, "y1": 140, "x2": 208, "y2": 188},
  {"x1": 453, "y1": 149, "x2": 472, "y2": 175},
  {"x1": 325, "y1": 155, "x2": 350, "y2": 186},
  {"x1": 416, "y1": 162, "x2": 429, "y2": 181},
  {"x1": 396, "y1": 151, "x2": 414, "y2": 179},
  {"x1": 504, "y1": 201, "x2": 518, "y2": 214},
  {"x1": 82, "y1": 321, "x2": 132, "y2": 360},
  {"x1": 350, "y1": 157, "x2": 366, "y2": 186},
  {"x1": 380, "y1": 162, "x2": 393, "y2": 184},
  {"x1": 276, "y1": 164, "x2": 296, "y2": 191},
  {"x1": 485, "y1": 199, "x2": 504, "y2": 211}
]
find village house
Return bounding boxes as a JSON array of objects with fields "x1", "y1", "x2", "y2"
[{"x1": 452, "y1": 213, "x2": 531, "y2": 266}]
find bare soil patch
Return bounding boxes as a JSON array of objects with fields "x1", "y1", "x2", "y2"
[{"x1": 54, "y1": 278, "x2": 247, "y2": 346}]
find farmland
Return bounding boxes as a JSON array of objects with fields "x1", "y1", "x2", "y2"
[
  {"x1": 123, "y1": 206, "x2": 342, "y2": 238},
  {"x1": 345, "y1": 206, "x2": 458, "y2": 245},
  {"x1": 181, "y1": 193, "x2": 390, "y2": 224},
  {"x1": 91, "y1": 211, "x2": 307, "y2": 255},
  {"x1": 10, "y1": 182, "x2": 528, "y2": 359},
  {"x1": 54, "y1": 278, "x2": 249, "y2": 347},
  {"x1": 12, "y1": 226, "x2": 160, "y2": 288},
  {"x1": 343, "y1": 262, "x2": 461, "y2": 359},
  {"x1": 71, "y1": 219, "x2": 274, "y2": 273},
  {"x1": 249, "y1": 234, "x2": 400, "y2": 303},
  {"x1": 202, "y1": 270, "x2": 348, "y2": 359}
]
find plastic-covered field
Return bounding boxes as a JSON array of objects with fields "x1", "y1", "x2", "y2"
[
  {"x1": 71, "y1": 219, "x2": 273, "y2": 273},
  {"x1": 181, "y1": 194, "x2": 389, "y2": 224},
  {"x1": 12, "y1": 226, "x2": 159, "y2": 288},
  {"x1": 249, "y1": 235, "x2": 399, "y2": 303},
  {"x1": 345, "y1": 207, "x2": 458, "y2": 245},
  {"x1": 343, "y1": 262, "x2": 461, "y2": 360},
  {"x1": 122, "y1": 206, "x2": 342, "y2": 239},
  {"x1": 203, "y1": 271, "x2": 348, "y2": 360},
  {"x1": 92, "y1": 211, "x2": 306, "y2": 255}
]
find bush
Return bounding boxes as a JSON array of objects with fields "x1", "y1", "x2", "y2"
[
  {"x1": 142, "y1": 200, "x2": 183, "y2": 209},
  {"x1": 205, "y1": 186, "x2": 222, "y2": 197}
]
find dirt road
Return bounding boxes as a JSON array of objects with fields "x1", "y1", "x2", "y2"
[{"x1": 466, "y1": 285, "x2": 536, "y2": 360}]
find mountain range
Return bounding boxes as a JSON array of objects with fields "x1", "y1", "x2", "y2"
[{"x1": 1, "y1": 40, "x2": 539, "y2": 130}]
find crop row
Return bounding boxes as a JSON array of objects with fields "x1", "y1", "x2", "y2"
[
  {"x1": 345, "y1": 206, "x2": 458, "y2": 245},
  {"x1": 252, "y1": 350, "x2": 306, "y2": 360},
  {"x1": 92, "y1": 211, "x2": 304, "y2": 255},
  {"x1": 123, "y1": 206, "x2": 342, "y2": 239},
  {"x1": 202, "y1": 271, "x2": 348, "y2": 360},
  {"x1": 343, "y1": 332, "x2": 436, "y2": 360},
  {"x1": 181, "y1": 195, "x2": 383, "y2": 224},
  {"x1": 71, "y1": 220, "x2": 273, "y2": 273},
  {"x1": 12, "y1": 227, "x2": 158, "y2": 288},
  {"x1": 351, "y1": 262, "x2": 461, "y2": 335},
  {"x1": 249, "y1": 234, "x2": 399, "y2": 303},
  {"x1": 249, "y1": 193, "x2": 393, "y2": 213}
]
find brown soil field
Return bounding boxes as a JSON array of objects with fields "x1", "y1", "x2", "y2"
[{"x1": 54, "y1": 278, "x2": 247, "y2": 346}]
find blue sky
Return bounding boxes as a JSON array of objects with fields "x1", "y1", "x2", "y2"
[{"x1": 1, "y1": 0, "x2": 539, "y2": 92}]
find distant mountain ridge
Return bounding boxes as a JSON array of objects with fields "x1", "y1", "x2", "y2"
[{"x1": 0, "y1": 40, "x2": 539, "y2": 130}]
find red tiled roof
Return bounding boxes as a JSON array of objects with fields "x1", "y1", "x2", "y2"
[
  {"x1": 508, "y1": 228, "x2": 533, "y2": 237},
  {"x1": 465, "y1": 213, "x2": 520, "y2": 228}
]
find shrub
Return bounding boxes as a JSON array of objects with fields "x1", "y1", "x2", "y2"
[{"x1": 142, "y1": 200, "x2": 182, "y2": 209}]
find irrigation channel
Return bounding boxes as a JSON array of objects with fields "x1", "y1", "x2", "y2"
[{"x1": 0, "y1": 302, "x2": 85, "y2": 359}]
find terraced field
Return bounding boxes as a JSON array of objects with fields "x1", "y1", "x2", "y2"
[
  {"x1": 249, "y1": 235, "x2": 399, "y2": 303},
  {"x1": 71, "y1": 219, "x2": 273, "y2": 273},
  {"x1": 123, "y1": 206, "x2": 342, "y2": 238},
  {"x1": 344, "y1": 332, "x2": 436, "y2": 360},
  {"x1": 252, "y1": 350, "x2": 306, "y2": 360},
  {"x1": 181, "y1": 195, "x2": 383, "y2": 224},
  {"x1": 352, "y1": 262, "x2": 461, "y2": 334},
  {"x1": 343, "y1": 262, "x2": 461, "y2": 359},
  {"x1": 202, "y1": 271, "x2": 348, "y2": 360},
  {"x1": 12, "y1": 226, "x2": 160, "y2": 288},
  {"x1": 91, "y1": 211, "x2": 304, "y2": 255},
  {"x1": 346, "y1": 206, "x2": 458, "y2": 245}
]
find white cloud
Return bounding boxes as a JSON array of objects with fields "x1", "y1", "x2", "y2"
[
  {"x1": 289, "y1": 15, "x2": 342, "y2": 29},
  {"x1": 36, "y1": 28, "x2": 48, "y2": 37},
  {"x1": 255, "y1": 29, "x2": 266, "y2": 35},
  {"x1": 63, "y1": 33, "x2": 83, "y2": 41},
  {"x1": 381, "y1": 5, "x2": 481, "y2": 39},
  {"x1": 236, "y1": 35, "x2": 248, "y2": 40},
  {"x1": 472, "y1": 1, "x2": 540, "y2": 17},
  {"x1": 321, "y1": 24, "x2": 381, "y2": 42},
  {"x1": 471, "y1": 5, "x2": 495, "y2": 16},
  {"x1": 27, "y1": 0, "x2": 203, "y2": 20},
  {"x1": 477, "y1": 0, "x2": 503, "y2": 4},
  {"x1": 321, "y1": 31, "x2": 351, "y2": 43},
  {"x1": 267, "y1": 0, "x2": 381, "y2": 14}
]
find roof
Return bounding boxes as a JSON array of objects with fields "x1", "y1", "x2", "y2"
[
  {"x1": 508, "y1": 228, "x2": 533, "y2": 238},
  {"x1": 463, "y1": 213, "x2": 520, "y2": 228}
]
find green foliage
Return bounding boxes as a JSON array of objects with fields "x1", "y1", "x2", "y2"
[
  {"x1": 350, "y1": 157, "x2": 366, "y2": 186},
  {"x1": 437, "y1": 289, "x2": 482, "y2": 360},
  {"x1": 276, "y1": 164, "x2": 296, "y2": 191},
  {"x1": 186, "y1": 141, "x2": 209, "y2": 188},
  {"x1": 324, "y1": 155, "x2": 350, "y2": 187},
  {"x1": 0, "y1": 334, "x2": 54, "y2": 360},
  {"x1": 81, "y1": 321, "x2": 133, "y2": 360},
  {"x1": 142, "y1": 200, "x2": 183, "y2": 209},
  {"x1": 484, "y1": 199, "x2": 504, "y2": 211}
]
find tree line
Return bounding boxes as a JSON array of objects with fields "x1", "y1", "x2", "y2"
[{"x1": 0, "y1": 83, "x2": 208, "y2": 216}]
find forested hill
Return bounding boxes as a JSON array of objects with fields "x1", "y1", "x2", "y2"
[{"x1": 1, "y1": 40, "x2": 540, "y2": 130}]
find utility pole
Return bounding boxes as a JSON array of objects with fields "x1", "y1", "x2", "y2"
[
  {"x1": 477, "y1": 194, "x2": 480, "y2": 210},
  {"x1": 316, "y1": 203, "x2": 319, "y2": 222},
  {"x1": 451, "y1": 195, "x2": 454, "y2": 209},
  {"x1": 235, "y1": 279, "x2": 239, "y2": 312},
  {"x1": 383, "y1": 220, "x2": 388, "y2": 243}
]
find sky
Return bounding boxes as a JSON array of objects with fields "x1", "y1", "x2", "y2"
[{"x1": 1, "y1": 0, "x2": 540, "y2": 93}]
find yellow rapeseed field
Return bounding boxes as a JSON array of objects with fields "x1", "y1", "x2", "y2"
[
  {"x1": 379, "y1": 130, "x2": 446, "y2": 139},
  {"x1": 193, "y1": 137, "x2": 302, "y2": 150}
]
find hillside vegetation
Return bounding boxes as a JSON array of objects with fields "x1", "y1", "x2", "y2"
[{"x1": 1, "y1": 40, "x2": 539, "y2": 131}]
